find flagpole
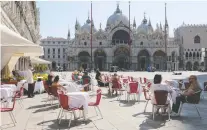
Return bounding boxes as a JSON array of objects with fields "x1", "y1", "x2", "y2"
[
  {"x1": 164, "y1": 3, "x2": 167, "y2": 71},
  {"x1": 129, "y1": 1, "x2": 131, "y2": 69},
  {"x1": 90, "y1": 1, "x2": 93, "y2": 70}
]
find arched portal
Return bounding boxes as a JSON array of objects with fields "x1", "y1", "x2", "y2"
[
  {"x1": 171, "y1": 51, "x2": 176, "y2": 71},
  {"x1": 112, "y1": 30, "x2": 130, "y2": 44},
  {"x1": 137, "y1": 50, "x2": 150, "y2": 71},
  {"x1": 78, "y1": 51, "x2": 90, "y2": 70},
  {"x1": 113, "y1": 47, "x2": 130, "y2": 69},
  {"x1": 94, "y1": 49, "x2": 106, "y2": 71},
  {"x1": 186, "y1": 61, "x2": 192, "y2": 71},
  {"x1": 52, "y1": 61, "x2": 56, "y2": 71},
  {"x1": 153, "y1": 50, "x2": 166, "y2": 70},
  {"x1": 193, "y1": 62, "x2": 199, "y2": 70}
]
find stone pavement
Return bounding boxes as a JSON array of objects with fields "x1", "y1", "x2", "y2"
[{"x1": 1, "y1": 87, "x2": 207, "y2": 130}]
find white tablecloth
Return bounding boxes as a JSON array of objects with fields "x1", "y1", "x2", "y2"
[
  {"x1": 17, "y1": 80, "x2": 27, "y2": 91},
  {"x1": 34, "y1": 81, "x2": 45, "y2": 93},
  {"x1": 17, "y1": 80, "x2": 44, "y2": 93},
  {"x1": 0, "y1": 87, "x2": 15, "y2": 103},
  {"x1": 62, "y1": 82, "x2": 85, "y2": 92},
  {"x1": 1, "y1": 84, "x2": 17, "y2": 92},
  {"x1": 66, "y1": 92, "x2": 89, "y2": 115}
]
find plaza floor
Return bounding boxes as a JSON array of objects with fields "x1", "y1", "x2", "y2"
[
  {"x1": 1, "y1": 71, "x2": 207, "y2": 130},
  {"x1": 1, "y1": 87, "x2": 207, "y2": 130}
]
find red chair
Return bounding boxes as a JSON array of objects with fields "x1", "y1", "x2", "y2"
[
  {"x1": 153, "y1": 90, "x2": 170, "y2": 120},
  {"x1": 88, "y1": 89, "x2": 103, "y2": 118},
  {"x1": 43, "y1": 82, "x2": 53, "y2": 105},
  {"x1": 128, "y1": 76, "x2": 133, "y2": 82},
  {"x1": 140, "y1": 77, "x2": 147, "y2": 85},
  {"x1": 51, "y1": 86, "x2": 58, "y2": 98},
  {"x1": 122, "y1": 78, "x2": 128, "y2": 84},
  {"x1": 71, "y1": 74, "x2": 75, "y2": 81},
  {"x1": 143, "y1": 88, "x2": 151, "y2": 112},
  {"x1": 127, "y1": 82, "x2": 140, "y2": 102},
  {"x1": 83, "y1": 78, "x2": 90, "y2": 91},
  {"x1": 15, "y1": 86, "x2": 24, "y2": 107},
  {"x1": 58, "y1": 93, "x2": 83, "y2": 127},
  {"x1": 111, "y1": 79, "x2": 125, "y2": 100},
  {"x1": 0, "y1": 94, "x2": 17, "y2": 125}
]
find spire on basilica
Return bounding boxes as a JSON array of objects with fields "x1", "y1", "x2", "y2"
[
  {"x1": 99, "y1": 23, "x2": 102, "y2": 30},
  {"x1": 133, "y1": 17, "x2": 136, "y2": 28},
  {"x1": 165, "y1": 19, "x2": 168, "y2": 27},
  {"x1": 156, "y1": 23, "x2": 160, "y2": 32},
  {"x1": 75, "y1": 18, "x2": 81, "y2": 30},
  {"x1": 160, "y1": 22, "x2": 162, "y2": 31},
  {"x1": 115, "y1": 1, "x2": 122, "y2": 14},
  {"x1": 86, "y1": 10, "x2": 91, "y2": 24},
  {"x1": 142, "y1": 12, "x2": 147, "y2": 24},
  {"x1": 67, "y1": 26, "x2": 70, "y2": 40},
  {"x1": 148, "y1": 18, "x2": 151, "y2": 26}
]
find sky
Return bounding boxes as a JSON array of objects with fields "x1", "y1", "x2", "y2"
[{"x1": 36, "y1": 0, "x2": 207, "y2": 39}]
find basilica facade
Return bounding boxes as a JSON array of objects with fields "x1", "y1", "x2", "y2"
[{"x1": 66, "y1": 4, "x2": 179, "y2": 71}]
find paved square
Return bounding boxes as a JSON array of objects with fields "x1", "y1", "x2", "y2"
[{"x1": 1, "y1": 71, "x2": 207, "y2": 130}]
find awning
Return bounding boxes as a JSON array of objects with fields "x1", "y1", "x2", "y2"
[
  {"x1": 1, "y1": 24, "x2": 43, "y2": 70},
  {"x1": 30, "y1": 57, "x2": 51, "y2": 64},
  {"x1": 1, "y1": 24, "x2": 34, "y2": 45}
]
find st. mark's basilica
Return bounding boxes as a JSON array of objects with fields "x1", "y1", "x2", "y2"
[{"x1": 66, "y1": 4, "x2": 179, "y2": 71}]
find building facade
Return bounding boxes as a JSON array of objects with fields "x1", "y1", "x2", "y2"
[
  {"x1": 66, "y1": 4, "x2": 179, "y2": 71},
  {"x1": 40, "y1": 37, "x2": 69, "y2": 70},
  {"x1": 1, "y1": 1, "x2": 41, "y2": 71},
  {"x1": 174, "y1": 24, "x2": 207, "y2": 70},
  {"x1": 40, "y1": 4, "x2": 207, "y2": 72}
]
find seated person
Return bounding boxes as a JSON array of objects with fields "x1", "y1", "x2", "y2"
[
  {"x1": 12, "y1": 71, "x2": 17, "y2": 80},
  {"x1": 95, "y1": 70, "x2": 109, "y2": 87},
  {"x1": 46, "y1": 74, "x2": 53, "y2": 92},
  {"x1": 82, "y1": 72, "x2": 91, "y2": 83},
  {"x1": 150, "y1": 74, "x2": 172, "y2": 114},
  {"x1": 73, "y1": 70, "x2": 79, "y2": 81},
  {"x1": 52, "y1": 76, "x2": 67, "y2": 92},
  {"x1": 171, "y1": 75, "x2": 202, "y2": 116}
]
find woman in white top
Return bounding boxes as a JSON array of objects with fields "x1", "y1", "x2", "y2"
[{"x1": 150, "y1": 74, "x2": 172, "y2": 114}]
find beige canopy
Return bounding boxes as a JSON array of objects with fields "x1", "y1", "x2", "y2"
[
  {"x1": 30, "y1": 57, "x2": 51, "y2": 64},
  {"x1": 1, "y1": 24, "x2": 43, "y2": 72}
]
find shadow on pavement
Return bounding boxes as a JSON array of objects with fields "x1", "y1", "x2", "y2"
[
  {"x1": 37, "y1": 118, "x2": 92, "y2": 129},
  {"x1": 33, "y1": 105, "x2": 59, "y2": 113}
]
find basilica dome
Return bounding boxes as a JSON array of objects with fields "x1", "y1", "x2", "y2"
[
  {"x1": 137, "y1": 17, "x2": 153, "y2": 34},
  {"x1": 81, "y1": 18, "x2": 97, "y2": 33},
  {"x1": 137, "y1": 18, "x2": 148, "y2": 34},
  {"x1": 106, "y1": 4, "x2": 129, "y2": 27}
]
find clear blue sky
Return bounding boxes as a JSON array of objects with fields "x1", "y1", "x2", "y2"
[{"x1": 36, "y1": 1, "x2": 207, "y2": 39}]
